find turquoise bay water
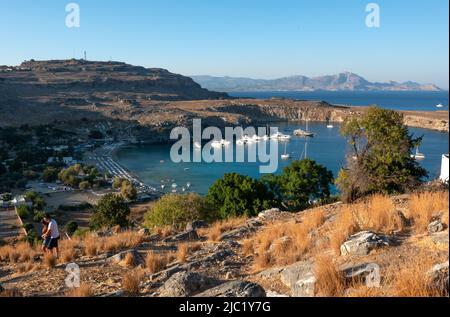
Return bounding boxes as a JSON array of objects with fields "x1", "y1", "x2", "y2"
[{"x1": 115, "y1": 122, "x2": 449, "y2": 195}]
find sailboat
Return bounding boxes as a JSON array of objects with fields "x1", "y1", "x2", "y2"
[
  {"x1": 326, "y1": 118, "x2": 334, "y2": 129},
  {"x1": 281, "y1": 142, "x2": 290, "y2": 160},
  {"x1": 411, "y1": 146, "x2": 425, "y2": 160},
  {"x1": 294, "y1": 120, "x2": 314, "y2": 137}
]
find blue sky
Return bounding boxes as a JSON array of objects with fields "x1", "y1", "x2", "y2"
[{"x1": 0, "y1": 0, "x2": 448, "y2": 88}]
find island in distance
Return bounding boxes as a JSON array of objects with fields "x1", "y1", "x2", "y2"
[{"x1": 191, "y1": 72, "x2": 443, "y2": 92}]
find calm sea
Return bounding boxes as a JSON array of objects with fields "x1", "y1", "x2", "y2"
[
  {"x1": 229, "y1": 91, "x2": 449, "y2": 112},
  {"x1": 116, "y1": 122, "x2": 449, "y2": 195}
]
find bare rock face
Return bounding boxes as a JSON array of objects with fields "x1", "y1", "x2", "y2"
[
  {"x1": 195, "y1": 280, "x2": 266, "y2": 297},
  {"x1": 158, "y1": 271, "x2": 220, "y2": 297},
  {"x1": 163, "y1": 229, "x2": 199, "y2": 243},
  {"x1": 340, "y1": 231, "x2": 390, "y2": 256},
  {"x1": 341, "y1": 263, "x2": 381, "y2": 288},
  {"x1": 186, "y1": 220, "x2": 209, "y2": 231}
]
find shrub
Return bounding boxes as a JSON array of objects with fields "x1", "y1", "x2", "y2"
[
  {"x1": 145, "y1": 251, "x2": 169, "y2": 274},
  {"x1": 206, "y1": 173, "x2": 276, "y2": 218},
  {"x1": 66, "y1": 284, "x2": 94, "y2": 297},
  {"x1": 90, "y1": 194, "x2": 130, "y2": 229},
  {"x1": 79, "y1": 181, "x2": 91, "y2": 191},
  {"x1": 64, "y1": 221, "x2": 79, "y2": 235},
  {"x1": 144, "y1": 193, "x2": 215, "y2": 230},
  {"x1": 407, "y1": 191, "x2": 449, "y2": 233},
  {"x1": 16, "y1": 205, "x2": 30, "y2": 219}
]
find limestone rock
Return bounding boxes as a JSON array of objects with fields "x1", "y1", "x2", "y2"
[
  {"x1": 428, "y1": 220, "x2": 445, "y2": 234},
  {"x1": 341, "y1": 262, "x2": 381, "y2": 288},
  {"x1": 163, "y1": 229, "x2": 199, "y2": 243},
  {"x1": 195, "y1": 280, "x2": 266, "y2": 297},
  {"x1": 186, "y1": 220, "x2": 209, "y2": 231},
  {"x1": 427, "y1": 261, "x2": 449, "y2": 294},
  {"x1": 106, "y1": 249, "x2": 145, "y2": 267},
  {"x1": 340, "y1": 231, "x2": 390, "y2": 256},
  {"x1": 138, "y1": 228, "x2": 150, "y2": 236},
  {"x1": 280, "y1": 260, "x2": 316, "y2": 297},
  {"x1": 158, "y1": 271, "x2": 219, "y2": 297}
]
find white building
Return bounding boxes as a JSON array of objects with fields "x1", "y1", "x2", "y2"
[
  {"x1": 440, "y1": 154, "x2": 449, "y2": 183},
  {"x1": 47, "y1": 157, "x2": 77, "y2": 165}
]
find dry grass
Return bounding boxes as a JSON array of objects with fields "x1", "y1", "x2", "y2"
[
  {"x1": 314, "y1": 255, "x2": 346, "y2": 297},
  {"x1": 386, "y1": 253, "x2": 446, "y2": 297},
  {"x1": 154, "y1": 226, "x2": 174, "y2": 238},
  {"x1": 123, "y1": 252, "x2": 136, "y2": 267},
  {"x1": 16, "y1": 261, "x2": 35, "y2": 274},
  {"x1": 145, "y1": 251, "x2": 170, "y2": 274},
  {"x1": 83, "y1": 231, "x2": 143, "y2": 257},
  {"x1": 328, "y1": 195, "x2": 405, "y2": 254},
  {"x1": 0, "y1": 243, "x2": 36, "y2": 264},
  {"x1": 242, "y1": 239, "x2": 254, "y2": 257},
  {"x1": 346, "y1": 286, "x2": 385, "y2": 297},
  {"x1": 176, "y1": 243, "x2": 189, "y2": 263},
  {"x1": 0, "y1": 288, "x2": 23, "y2": 297},
  {"x1": 198, "y1": 217, "x2": 247, "y2": 242},
  {"x1": 66, "y1": 284, "x2": 94, "y2": 297},
  {"x1": 408, "y1": 191, "x2": 449, "y2": 233},
  {"x1": 43, "y1": 253, "x2": 57, "y2": 269},
  {"x1": 251, "y1": 221, "x2": 313, "y2": 270},
  {"x1": 122, "y1": 269, "x2": 145, "y2": 295},
  {"x1": 302, "y1": 208, "x2": 327, "y2": 229},
  {"x1": 60, "y1": 239, "x2": 79, "y2": 263}
]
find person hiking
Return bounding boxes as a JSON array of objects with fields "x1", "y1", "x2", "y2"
[
  {"x1": 42, "y1": 214, "x2": 60, "y2": 258},
  {"x1": 40, "y1": 219, "x2": 50, "y2": 253}
]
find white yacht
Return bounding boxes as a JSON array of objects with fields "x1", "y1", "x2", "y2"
[
  {"x1": 436, "y1": 104, "x2": 444, "y2": 108},
  {"x1": 411, "y1": 147, "x2": 425, "y2": 160},
  {"x1": 270, "y1": 132, "x2": 291, "y2": 140},
  {"x1": 281, "y1": 143, "x2": 290, "y2": 160}
]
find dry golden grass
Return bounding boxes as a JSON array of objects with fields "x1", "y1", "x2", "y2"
[
  {"x1": 302, "y1": 208, "x2": 327, "y2": 229},
  {"x1": 198, "y1": 217, "x2": 247, "y2": 242},
  {"x1": 0, "y1": 288, "x2": 23, "y2": 297},
  {"x1": 346, "y1": 286, "x2": 385, "y2": 297},
  {"x1": 43, "y1": 253, "x2": 57, "y2": 269},
  {"x1": 314, "y1": 255, "x2": 346, "y2": 297},
  {"x1": 189, "y1": 242, "x2": 202, "y2": 253},
  {"x1": 0, "y1": 243, "x2": 36, "y2": 264},
  {"x1": 176, "y1": 243, "x2": 188, "y2": 263},
  {"x1": 122, "y1": 269, "x2": 145, "y2": 295},
  {"x1": 382, "y1": 248, "x2": 448, "y2": 297},
  {"x1": 82, "y1": 231, "x2": 143, "y2": 257},
  {"x1": 328, "y1": 195, "x2": 405, "y2": 254},
  {"x1": 242, "y1": 239, "x2": 254, "y2": 257},
  {"x1": 123, "y1": 252, "x2": 136, "y2": 267},
  {"x1": 251, "y1": 221, "x2": 313, "y2": 270},
  {"x1": 16, "y1": 261, "x2": 35, "y2": 274},
  {"x1": 154, "y1": 226, "x2": 174, "y2": 238},
  {"x1": 66, "y1": 284, "x2": 94, "y2": 297},
  {"x1": 408, "y1": 191, "x2": 449, "y2": 233},
  {"x1": 145, "y1": 251, "x2": 170, "y2": 274}
]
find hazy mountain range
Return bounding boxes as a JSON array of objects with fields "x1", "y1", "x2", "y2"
[{"x1": 192, "y1": 72, "x2": 442, "y2": 92}]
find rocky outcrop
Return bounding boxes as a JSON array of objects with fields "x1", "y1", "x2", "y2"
[
  {"x1": 106, "y1": 249, "x2": 145, "y2": 267},
  {"x1": 427, "y1": 261, "x2": 449, "y2": 294},
  {"x1": 428, "y1": 220, "x2": 445, "y2": 234},
  {"x1": 162, "y1": 229, "x2": 199, "y2": 243},
  {"x1": 195, "y1": 281, "x2": 266, "y2": 297},
  {"x1": 340, "y1": 231, "x2": 391, "y2": 256},
  {"x1": 280, "y1": 260, "x2": 316, "y2": 297},
  {"x1": 158, "y1": 271, "x2": 220, "y2": 297}
]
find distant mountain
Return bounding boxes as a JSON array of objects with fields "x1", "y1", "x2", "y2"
[{"x1": 192, "y1": 73, "x2": 442, "y2": 92}]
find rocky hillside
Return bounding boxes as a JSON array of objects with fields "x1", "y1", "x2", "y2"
[
  {"x1": 192, "y1": 73, "x2": 443, "y2": 92},
  {"x1": 0, "y1": 59, "x2": 229, "y2": 103},
  {"x1": 0, "y1": 191, "x2": 448, "y2": 297}
]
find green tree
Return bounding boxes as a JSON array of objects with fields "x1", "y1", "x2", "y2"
[
  {"x1": 112, "y1": 177, "x2": 127, "y2": 189},
  {"x1": 79, "y1": 181, "x2": 91, "y2": 191},
  {"x1": 121, "y1": 181, "x2": 137, "y2": 200},
  {"x1": 42, "y1": 166, "x2": 60, "y2": 182},
  {"x1": 90, "y1": 194, "x2": 130, "y2": 229},
  {"x1": 337, "y1": 106, "x2": 427, "y2": 202},
  {"x1": 206, "y1": 173, "x2": 276, "y2": 218},
  {"x1": 144, "y1": 193, "x2": 216, "y2": 230},
  {"x1": 263, "y1": 159, "x2": 334, "y2": 211}
]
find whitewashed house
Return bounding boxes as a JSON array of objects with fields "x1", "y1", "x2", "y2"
[{"x1": 440, "y1": 154, "x2": 449, "y2": 183}]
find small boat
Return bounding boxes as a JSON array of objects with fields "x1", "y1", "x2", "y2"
[
  {"x1": 270, "y1": 132, "x2": 291, "y2": 140},
  {"x1": 294, "y1": 129, "x2": 314, "y2": 137},
  {"x1": 411, "y1": 147, "x2": 425, "y2": 160},
  {"x1": 436, "y1": 104, "x2": 444, "y2": 108},
  {"x1": 281, "y1": 143, "x2": 290, "y2": 160},
  {"x1": 186, "y1": 182, "x2": 191, "y2": 188},
  {"x1": 326, "y1": 118, "x2": 334, "y2": 129},
  {"x1": 294, "y1": 120, "x2": 314, "y2": 137}
]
